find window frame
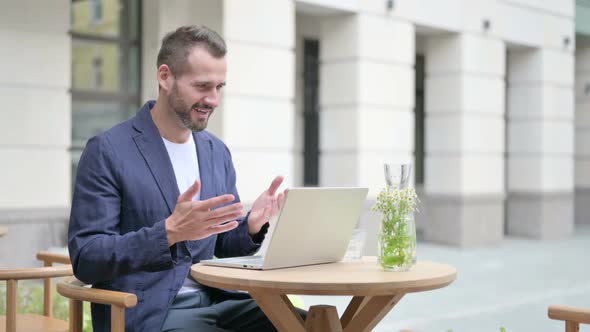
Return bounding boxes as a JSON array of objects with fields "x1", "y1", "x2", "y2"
[{"x1": 70, "y1": 0, "x2": 142, "y2": 151}]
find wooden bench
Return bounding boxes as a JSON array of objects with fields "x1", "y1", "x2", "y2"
[{"x1": 0, "y1": 251, "x2": 73, "y2": 332}]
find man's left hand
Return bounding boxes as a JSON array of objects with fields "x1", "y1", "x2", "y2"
[{"x1": 247, "y1": 176, "x2": 286, "y2": 235}]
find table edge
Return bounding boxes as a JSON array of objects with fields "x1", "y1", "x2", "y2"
[{"x1": 191, "y1": 260, "x2": 457, "y2": 296}]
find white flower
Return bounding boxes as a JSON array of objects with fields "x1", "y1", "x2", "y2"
[{"x1": 372, "y1": 186, "x2": 418, "y2": 216}]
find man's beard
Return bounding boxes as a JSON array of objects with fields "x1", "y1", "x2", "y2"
[{"x1": 169, "y1": 83, "x2": 212, "y2": 132}]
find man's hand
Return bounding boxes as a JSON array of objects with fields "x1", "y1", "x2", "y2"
[
  {"x1": 165, "y1": 180, "x2": 243, "y2": 247},
  {"x1": 248, "y1": 176, "x2": 286, "y2": 235}
]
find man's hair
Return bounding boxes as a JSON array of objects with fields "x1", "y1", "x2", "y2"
[{"x1": 157, "y1": 25, "x2": 227, "y2": 77}]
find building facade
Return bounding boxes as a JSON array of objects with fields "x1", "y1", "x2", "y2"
[{"x1": 1, "y1": 0, "x2": 588, "y2": 267}]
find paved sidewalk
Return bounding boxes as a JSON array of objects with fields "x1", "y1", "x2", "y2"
[{"x1": 301, "y1": 225, "x2": 590, "y2": 332}]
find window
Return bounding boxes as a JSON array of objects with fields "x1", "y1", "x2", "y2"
[
  {"x1": 92, "y1": 55, "x2": 103, "y2": 88},
  {"x1": 303, "y1": 39, "x2": 320, "y2": 186},
  {"x1": 91, "y1": 0, "x2": 103, "y2": 23},
  {"x1": 70, "y1": 0, "x2": 141, "y2": 177},
  {"x1": 414, "y1": 55, "x2": 425, "y2": 185}
]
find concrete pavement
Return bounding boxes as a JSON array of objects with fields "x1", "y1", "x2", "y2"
[{"x1": 301, "y1": 225, "x2": 590, "y2": 332}]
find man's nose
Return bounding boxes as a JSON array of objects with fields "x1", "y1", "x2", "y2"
[{"x1": 204, "y1": 89, "x2": 220, "y2": 108}]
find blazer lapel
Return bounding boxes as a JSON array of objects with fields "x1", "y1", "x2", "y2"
[
  {"x1": 194, "y1": 131, "x2": 215, "y2": 200},
  {"x1": 132, "y1": 102, "x2": 180, "y2": 214}
]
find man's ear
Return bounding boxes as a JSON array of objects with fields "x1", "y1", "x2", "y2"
[{"x1": 157, "y1": 64, "x2": 174, "y2": 92}]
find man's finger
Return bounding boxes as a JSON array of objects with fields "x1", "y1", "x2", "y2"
[
  {"x1": 205, "y1": 203, "x2": 243, "y2": 220},
  {"x1": 267, "y1": 176, "x2": 284, "y2": 195},
  {"x1": 207, "y1": 220, "x2": 239, "y2": 235},
  {"x1": 197, "y1": 194, "x2": 236, "y2": 210},
  {"x1": 251, "y1": 205, "x2": 271, "y2": 226},
  {"x1": 178, "y1": 180, "x2": 201, "y2": 203},
  {"x1": 270, "y1": 197, "x2": 278, "y2": 216},
  {"x1": 276, "y1": 192, "x2": 285, "y2": 211},
  {"x1": 205, "y1": 213, "x2": 243, "y2": 228}
]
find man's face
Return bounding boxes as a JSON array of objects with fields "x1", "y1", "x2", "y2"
[{"x1": 167, "y1": 46, "x2": 227, "y2": 132}]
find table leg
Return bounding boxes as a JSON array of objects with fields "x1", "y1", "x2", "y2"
[
  {"x1": 305, "y1": 305, "x2": 342, "y2": 332},
  {"x1": 342, "y1": 294, "x2": 405, "y2": 332},
  {"x1": 249, "y1": 292, "x2": 306, "y2": 332},
  {"x1": 341, "y1": 296, "x2": 370, "y2": 328}
]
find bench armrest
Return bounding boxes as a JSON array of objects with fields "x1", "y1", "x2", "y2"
[
  {"x1": 57, "y1": 277, "x2": 137, "y2": 308},
  {"x1": 0, "y1": 265, "x2": 72, "y2": 280},
  {"x1": 548, "y1": 305, "x2": 590, "y2": 325},
  {"x1": 37, "y1": 251, "x2": 71, "y2": 266}
]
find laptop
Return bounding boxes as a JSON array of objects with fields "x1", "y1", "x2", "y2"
[{"x1": 200, "y1": 187, "x2": 369, "y2": 270}]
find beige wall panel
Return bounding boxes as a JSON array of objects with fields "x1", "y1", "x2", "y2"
[
  {"x1": 158, "y1": 0, "x2": 223, "y2": 35},
  {"x1": 358, "y1": 15, "x2": 415, "y2": 64},
  {"x1": 461, "y1": 0, "x2": 499, "y2": 36},
  {"x1": 424, "y1": 156, "x2": 463, "y2": 195},
  {"x1": 320, "y1": 152, "x2": 358, "y2": 187},
  {"x1": 0, "y1": 31, "x2": 70, "y2": 88},
  {"x1": 295, "y1": 14, "x2": 321, "y2": 40},
  {"x1": 320, "y1": 108, "x2": 359, "y2": 150},
  {"x1": 506, "y1": 0, "x2": 574, "y2": 18},
  {"x1": 427, "y1": 34, "x2": 505, "y2": 76},
  {"x1": 461, "y1": 76, "x2": 505, "y2": 114},
  {"x1": 508, "y1": 49, "x2": 574, "y2": 86},
  {"x1": 508, "y1": 85, "x2": 574, "y2": 120},
  {"x1": 508, "y1": 121, "x2": 574, "y2": 155},
  {"x1": 576, "y1": 104, "x2": 590, "y2": 127},
  {"x1": 575, "y1": 74, "x2": 590, "y2": 103},
  {"x1": 426, "y1": 76, "x2": 504, "y2": 115},
  {"x1": 0, "y1": 89, "x2": 70, "y2": 147},
  {"x1": 576, "y1": 46, "x2": 590, "y2": 70},
  {"x1": 575, "y1": 130, "x2": 590, "y2": 157},
  {"x1": 225, "y1": 42, "x2": 294, "y2": 99},
  {"x1": 231, "y1": 151, "x2": 295, "y2": 202},
  {"x1": 0, "y1": 0, "x2": 69, "y2": 33},
  {"x1": 297, "y1": 0, "x2": 358, "y2": 13},
  {"x1": 358, "y1": 62, "x2": 414, "y2": 108},
  {"x1": 413, "y1": 0, "x2": 462, "y2": 33},
  {"x1": 222, "y1": 97, "x2": 295, "y2": 149},
  {"x1": 224, "y1": 0, "x2": 294, "y2": 48},
  {"x1": 542, "y1": 14, "x2": 575, "y2": 51},
  {"x1": 426, "y1": 115, "x2": 505, "y2": 153},
  {"x1": 425, "y1": 155, "x2": 504, "y2": 195},
  {"x1": 575, "y1": 160, "x2": 590, "y2": 187},
  {"x1": 358, "y1": 0, "x2": 415, "y2": 20},
  {"x1": 508, "y1": 156, "x2": 574, "y2": 192},
  {"x1": 320, "y1": 16, "x2": 358, "y2": 61},
  {"x1": 425, "y1": 76, "x2": 463, "y2": 112},
  {"x1": 0, "y1": 149, "x2": 70, "y2": 209},
  {"x1": 497, "y1": 2, "x2": 544, "y2": 47},
  {"x1": 460, "y1": 155, "x2": 505, "y2": 194},
  {"x1": 320, "y1": 62, "x2": 359, "y2": 106},
  {"x1": 359, "y1": 108, "x2": 414, "y2": 151}
]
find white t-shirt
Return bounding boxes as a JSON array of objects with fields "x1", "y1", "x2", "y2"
[
  {"x1": 162, "y1": 136, "x2": 203, "y2": 294},
  {"x1": 162, "y1": 136, "x2": 200, "y2": 201}
]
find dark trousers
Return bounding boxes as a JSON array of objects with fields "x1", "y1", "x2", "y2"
[{"x1": 161, "y1": 288, "x2": 306, "y2": 332}]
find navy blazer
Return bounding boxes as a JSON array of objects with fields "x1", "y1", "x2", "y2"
[{"x1": 68, "y1": 101, "x2": 262, "y2": 332}]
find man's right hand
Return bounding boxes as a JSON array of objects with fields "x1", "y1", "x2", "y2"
[{"x1": 165, "y1": 180, "x2": 243, "y2": 247}]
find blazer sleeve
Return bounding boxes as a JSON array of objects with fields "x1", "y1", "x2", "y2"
[
  {"x1": 214, "y1": 144, "x2": 263, "y2": 258},
  {"x1": 68, "y1": 135, "x2": 173, "y2": 284}
]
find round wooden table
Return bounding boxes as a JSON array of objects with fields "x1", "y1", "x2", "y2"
[{"x1": 192, "y1": 257, "x2": 456, "y2": 332}]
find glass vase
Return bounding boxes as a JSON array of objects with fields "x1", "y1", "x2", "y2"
[{"x1": 378, "y1": 163, "x2": 417, "y2": 271}]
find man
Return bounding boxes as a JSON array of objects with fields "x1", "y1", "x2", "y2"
[{"x1": 69, "y1": 25, "x2": 296, "y2": 332}]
